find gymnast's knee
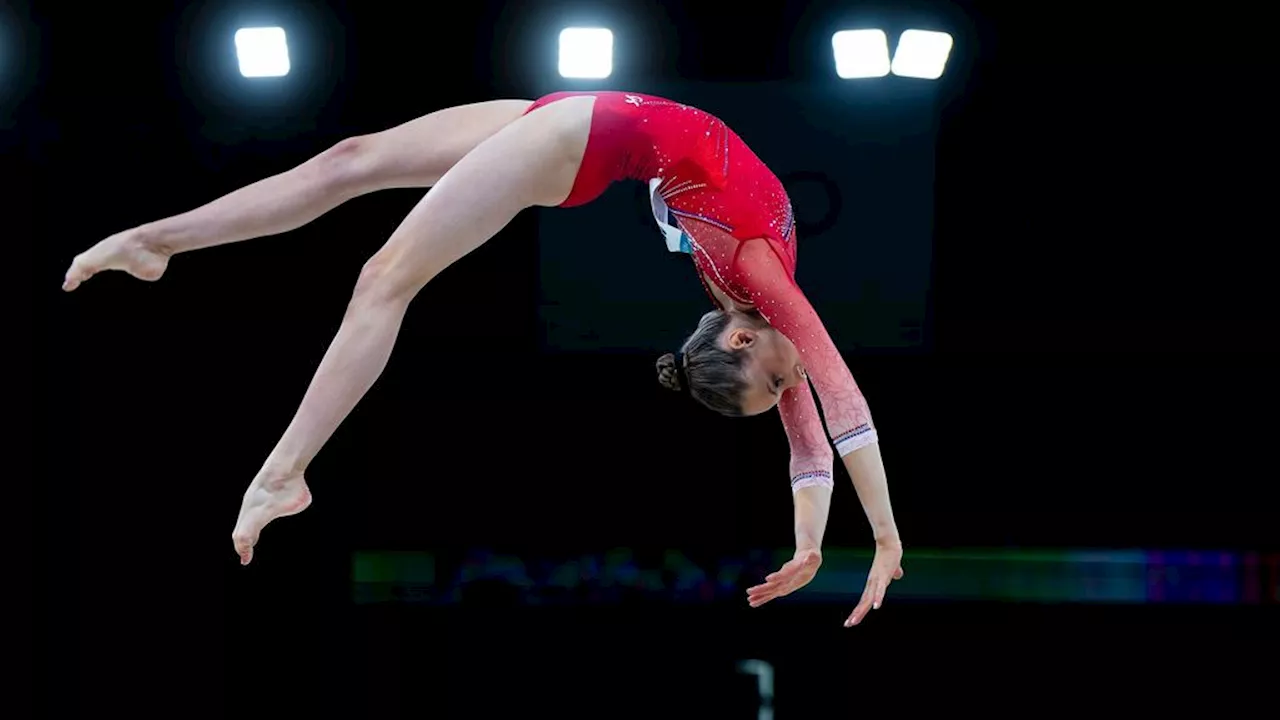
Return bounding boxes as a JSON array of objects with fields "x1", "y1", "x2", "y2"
[
  {"x1": 313, "y1": 136, "x2": 382, "y2": 197},
  {"x1": 349, "y1": 252, "x2": 423, "y2": 310}
]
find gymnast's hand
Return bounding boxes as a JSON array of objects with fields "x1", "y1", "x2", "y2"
[
  {"x1": 844, "y1": 539, "x2": 904, "y2": 628},
  {"x1": 747, "y1": 548, "x2": 823, "y2": 608}
]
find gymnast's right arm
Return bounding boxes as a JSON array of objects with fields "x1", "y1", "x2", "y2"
[
  {"x1": 743, "y1": 394, "x2": 833, "y2": 609},
  {"x1": 778, "y1": 384, "x2": 835, "y2": 542}
]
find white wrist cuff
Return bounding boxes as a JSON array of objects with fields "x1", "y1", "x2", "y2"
[
  {"x1": 791, "y1": 470, "x2": 834, "y2": 492},
  {"x1": 834, "y1": 425, "x2": 878, "y2": 457}
]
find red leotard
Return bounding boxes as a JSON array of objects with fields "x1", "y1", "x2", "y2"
[{"x1": 525, "y1": 91, "x2": 877, "y2": 491}]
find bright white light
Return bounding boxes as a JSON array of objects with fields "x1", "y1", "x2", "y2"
[
  {"x1": 235, "y1": 27, "x2": 290, "y2": 78},
  {"x1": 558, "y1": 27, "x2": 613, "y2": 79},
  {"x1": 832, "y1": 29, "x2": 891, "y2": 79},
  {"x1": 891, "y1": 29, "x2": 953, "y2": 80}
]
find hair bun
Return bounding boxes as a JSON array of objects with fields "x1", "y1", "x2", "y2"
[{"x1": 655, "y1": 352, "x2": 683, "y2": 392}]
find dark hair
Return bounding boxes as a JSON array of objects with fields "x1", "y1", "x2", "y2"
[{"x1": 655, "y1": 309, "x2": 761, "y2": 417}]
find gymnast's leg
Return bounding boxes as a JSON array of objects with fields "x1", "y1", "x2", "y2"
[
  {"x1": 230, "y1": 95, "x2": 596, "y2": 564},
  {"x1": 61, "y1": 99, "x2": 534, "y2": 291}
]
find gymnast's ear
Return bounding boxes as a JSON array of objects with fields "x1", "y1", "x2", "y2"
[{"x1": 724, "y1": 326, "x2": 758, "y2": 350}]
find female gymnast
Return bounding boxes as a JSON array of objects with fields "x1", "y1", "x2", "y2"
[{"x1": 62, "y1": 91, "x2": 903, "y2": 627}]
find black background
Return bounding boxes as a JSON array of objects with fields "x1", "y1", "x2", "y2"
[{"x1": 19, "y1": 0, "x2": 1276, "y2": 716}]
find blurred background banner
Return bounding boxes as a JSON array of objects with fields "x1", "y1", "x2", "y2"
[
  {"x1": 353, "y1": 547, "x2": 1280, "y2": 606},
  {"x1": 23, "y1": 0, "x2": 1276, "y2": 716}
]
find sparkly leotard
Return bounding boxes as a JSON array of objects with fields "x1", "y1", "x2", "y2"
[{"x1": 526, "y1": 91, "x2": 877, "y2": 490}]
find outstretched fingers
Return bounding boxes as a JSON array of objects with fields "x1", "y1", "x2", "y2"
[
  {"x1": 844, "y1": 565, "x2": 904, "y2": 627},
  {"x1": 746, "y1": 552, "x2": 820, "y2": 608},
  {"x1": 845, "y1": 579, "x2": 876, "y2": 627}
]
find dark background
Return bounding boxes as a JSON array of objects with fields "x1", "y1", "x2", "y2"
[{"x1": 18, "y1": 0, "x2": 1276, "y2": 716}]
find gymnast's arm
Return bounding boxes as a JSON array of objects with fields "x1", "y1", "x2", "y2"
[
  {"x1": 778, "y1": 383, "x2": 836, "y2": 553},
  {"x1": 742, "y1": 387, "x2": 832, "y2": 608},
  {"x1": 738, "y1": 239, "x2": 899, "y2": 545},
  {"x1": 841, "y1": 443, "x2": 899, "y2": 545}
]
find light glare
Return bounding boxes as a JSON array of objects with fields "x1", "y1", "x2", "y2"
[
  {"x1": 559, "y1": 27, "x2": 613, "y2": 79},
  {"x1": 235, "y1": 26, "x2": 290, "y2": 78}
]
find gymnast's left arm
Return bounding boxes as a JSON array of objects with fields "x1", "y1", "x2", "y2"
[
  {"x1": 736, "y1": 239, "x2": 904, "y2": 626},
  {"x1": 841, "y1": 443, "x2": 904, "y2": 627}
]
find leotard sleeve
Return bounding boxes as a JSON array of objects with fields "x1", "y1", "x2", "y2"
[
  {"x1": 778, "y1": 380, "x2": 836, "y2": 491},
  {"x1": 733, "y1": 239, "x2": 879, "y2": 475}
]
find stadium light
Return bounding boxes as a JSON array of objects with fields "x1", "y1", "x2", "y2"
[
  {"x1": 235, "y1": 26, "x2": 290, "y2": 78},
  {"x1": 890, "y1": 29, "x2": 953, "y2": 80},
  {"x1": 558, "y1": 27, "x2": 613, "y2": 79},
  {"x1": 831, "y1": 29, "x2": 891, "y2": 79}
]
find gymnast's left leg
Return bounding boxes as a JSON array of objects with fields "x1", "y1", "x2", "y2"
[
  {"x1": 230, "y1": 95, "x2": 596, "y2": 564},
  {"x1": 61, "y1": 99, "x2": 534, "y2": 291}
]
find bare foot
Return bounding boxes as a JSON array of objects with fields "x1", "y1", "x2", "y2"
[
  {"x1": 231, "y1": 472, "x2": 312, "y2": 565},
  {"x1": 63, "y1": 229, "x2": 171, "y2": 291}
]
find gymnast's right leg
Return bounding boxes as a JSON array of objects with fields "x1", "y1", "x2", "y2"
[
  {"x1": 61, "y1": 99, "x2": 533, "y2": 291},
  {"x1": 229, "y1": 95, "x2": 595, "y2": 564}
]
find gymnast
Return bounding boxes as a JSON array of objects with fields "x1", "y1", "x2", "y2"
[{"x1": 63, "y1": 91, "x2": 904, "y2": 627}]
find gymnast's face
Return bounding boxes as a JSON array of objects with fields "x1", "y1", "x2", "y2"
[{"x1": 722, "y1": 319, "x2": 807, "y2": 416}]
